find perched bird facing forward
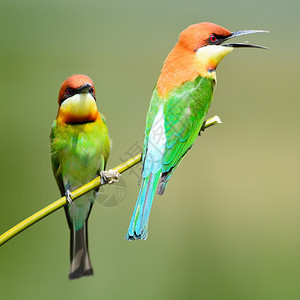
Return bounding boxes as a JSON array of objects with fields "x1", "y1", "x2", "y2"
[
  {"x1": 50, "y1": 74, "x2": 111, "y2": 279},
  {"x1": 126, "y1": 22, "x2": 268, "y2": 240}
]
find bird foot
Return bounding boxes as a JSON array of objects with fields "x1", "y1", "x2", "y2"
[
  {"x1": 199, "y1": 116, "x2": 222, "y2": 135},
  {"x1": 65, "y1": 189, "x2": 74, "y2": 205},
  {"x1": 100, "y1": 169, "x2": 120, "y2": 184},
  {"x1": 198, "y1": 121, "x2": 206, "y2": 136}
]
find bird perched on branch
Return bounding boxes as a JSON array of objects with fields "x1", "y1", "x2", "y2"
[
  {"x1": 50, "y1": 74, "x2": 118, "y2": 279},
  {"x1": 126, "y1": 22, "x2": 268, "y2": 240}
]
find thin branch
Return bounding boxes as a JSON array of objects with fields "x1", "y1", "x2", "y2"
[{"x1": 0, "y1": 115, "x2": 222, "y2": 246}]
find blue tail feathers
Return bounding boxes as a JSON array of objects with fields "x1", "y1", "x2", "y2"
[{"x1": 125, "y1": 172, "x2": 161, "y2": 240}]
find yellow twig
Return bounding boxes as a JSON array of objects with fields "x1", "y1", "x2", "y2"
[{"x1": 0, "y1": 115, "x2": 221, "y2": 246}]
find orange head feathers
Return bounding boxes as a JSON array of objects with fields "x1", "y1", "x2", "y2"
[
  {"x1": 156, "y1": 22, "x2": 268, "y2": 98},
  {"x1": 177, "y1": 22, "x2": 231, "y2": 52},
  {"x1": 58, "y1": 74, "x2": 96, "y2": 105},
  {"x1": 57, "y1": 74, "x2": 101, "y2": 124}
]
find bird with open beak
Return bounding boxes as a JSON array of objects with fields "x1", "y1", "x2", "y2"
[{"x1": 125, "y1": 22, "x2": 268, "y2": 240}]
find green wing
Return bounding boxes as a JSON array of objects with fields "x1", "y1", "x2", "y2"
[
  {"x1": 50, "y1": 120, "x2": 65, "y2": 195},
  {"x1": 141, "y1": 76, "x2": 215, "y2": 180},
  {"x1": 162, "y1": 76, "x2": 215, "y2": 173}
]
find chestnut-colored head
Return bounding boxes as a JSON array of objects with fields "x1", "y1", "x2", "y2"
[
  {"x1": 178, "y1": 22, "x2": 231, "y2": 52},
  {"x1": 58, "y1": 74, "x2": 96, "y2": 105},
  {"x1": 57, "y1": 74, "x2": 99, "y2": 124}
]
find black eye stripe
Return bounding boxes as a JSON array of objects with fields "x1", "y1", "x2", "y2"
[{"x1": 208, "y1": 34, "x2": 230, "y2": 45}]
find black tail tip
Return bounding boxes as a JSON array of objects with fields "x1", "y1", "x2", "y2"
[
  {"x1": 68, "y1": 268, "x2": 94, "y2": 280},
  {"x1": 125, "y1": 231, "x2": 147, "y2": 241}
]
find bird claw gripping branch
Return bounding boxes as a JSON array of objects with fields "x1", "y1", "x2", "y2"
[
  {"x1": 100, "y1": 169, "x2": 121, "y2": 184},
  {"x1": 65, "y1": 189, "x2": 75, "y2": 205}
]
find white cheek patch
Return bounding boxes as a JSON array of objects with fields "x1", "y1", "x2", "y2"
[{"x1": 61, "y1": 93, "x2": 97, "y2": 117}]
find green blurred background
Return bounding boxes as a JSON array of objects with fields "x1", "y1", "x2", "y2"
[{"x1": 0, "y1": 0, "x2": 299, "y2": 299}]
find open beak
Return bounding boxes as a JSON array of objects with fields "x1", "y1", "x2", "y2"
[{"x1": 223, "y1": 30, "x2": 269, "y2": 49}]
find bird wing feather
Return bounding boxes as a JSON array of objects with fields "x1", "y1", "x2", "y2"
[{"x1": 162, "y1": 76, "x2": 215, "y2": 173}]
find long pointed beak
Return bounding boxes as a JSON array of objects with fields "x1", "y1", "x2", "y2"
[{"x1": 223, "y1": 30, "x2": 269, "y2": 49}]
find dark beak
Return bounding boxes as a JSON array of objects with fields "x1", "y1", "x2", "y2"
[
  {"x1": 223, "y1": 30, "x2": 269, "y2": 49},
  {"x1": 76, "y1": 83, "x2": 92, "y2": 94}
]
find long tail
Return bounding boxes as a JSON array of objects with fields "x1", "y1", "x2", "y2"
[
  {"x1": 125, "y1": 171, "x2": 161, "y2": 240},
  {"x1": 69, "y1": 221, "x2": 93, "y2": 280}
]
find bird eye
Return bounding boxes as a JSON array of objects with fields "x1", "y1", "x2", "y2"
[
  {"x1": 209, "y1": 34, "x2": 217, "y2": 43},
  {"x1": 66, "y1": 87, "x2": 72, "y2": 95},
  {"x1": 89, "y1": 87, "x2": 94, "y2": 93}
]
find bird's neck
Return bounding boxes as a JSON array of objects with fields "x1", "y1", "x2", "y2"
[
  {"x1": 157, "y1": 44, "x2": 198, "y2": 98},
  {"x1": 57, "y1": 93, "x2": 99, "y2": 124},
  {"x1": 156, "y1": 43, "x2": 226, "y2": 98}
]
